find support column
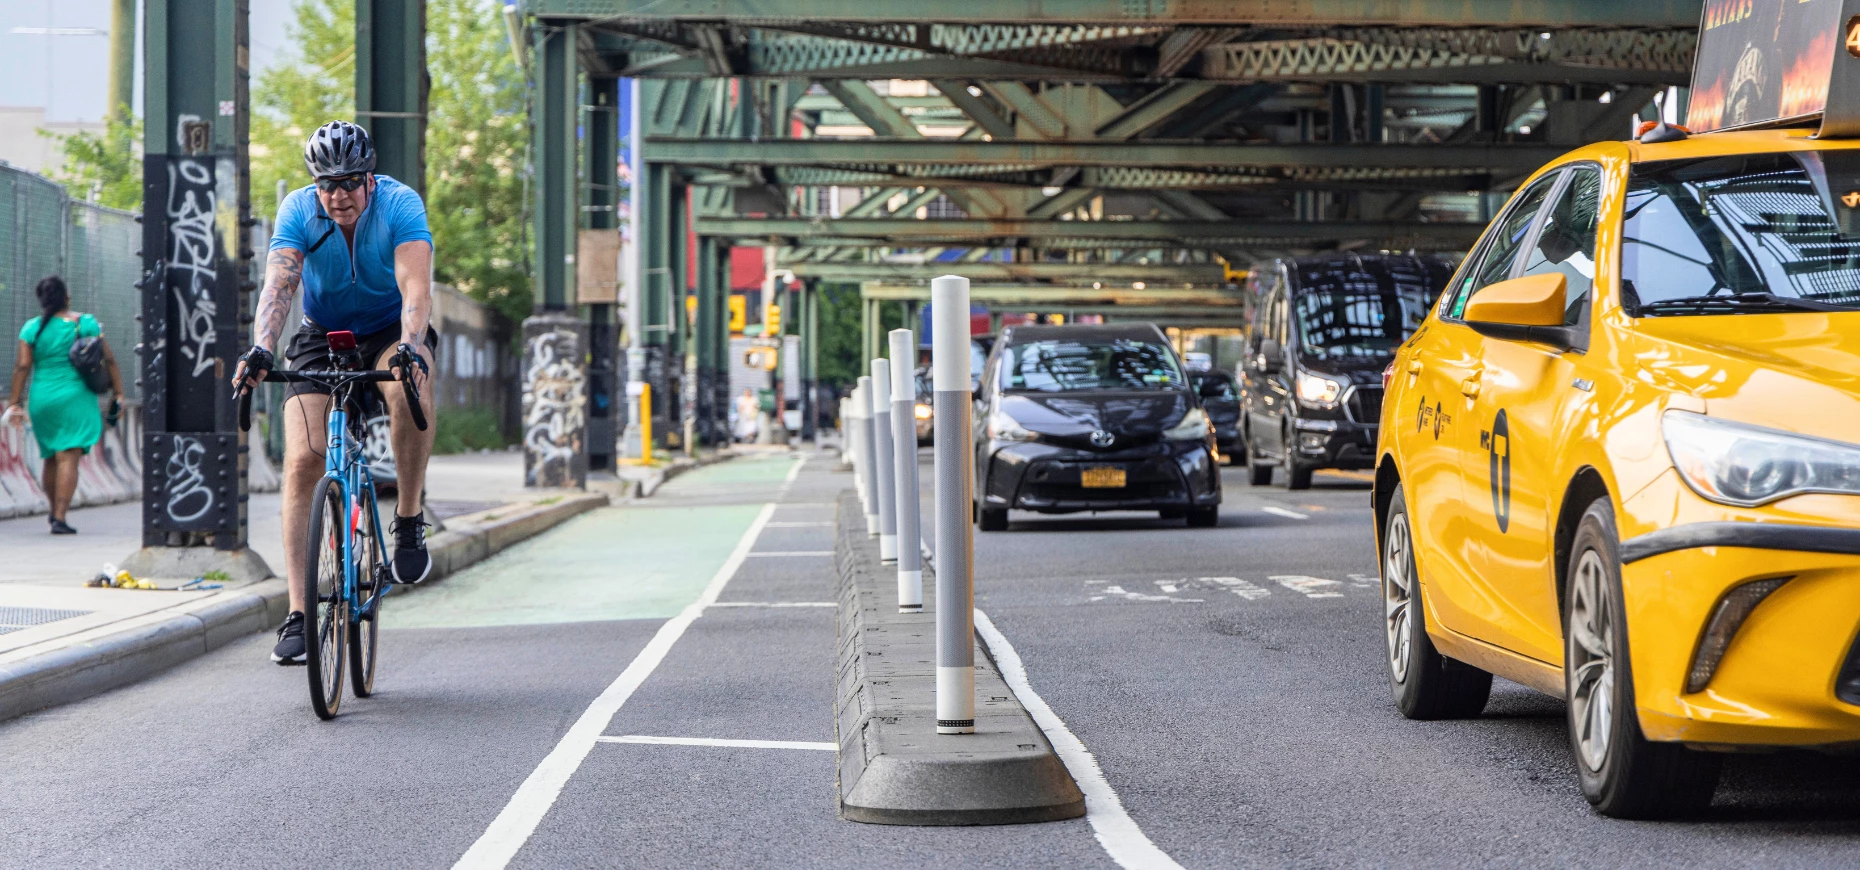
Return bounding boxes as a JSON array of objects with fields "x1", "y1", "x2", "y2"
[
  {"x1": 356, "y1": 0, "x2": 428, "y2": 195},
  {"x1": 585, "y1": 75, "x2": 621, "y2": 472},
  {"x1": 670, "y1": 182, "x2": 692, "y2": 450},
  {"x1": 642, "y1": 162, "x2": 674, "y2": 448},
  {"x1": 713, "y1": 243, "x2": 733, "y2": 443},
  {"x1": 800, "y1": 280, "x2": 818, "y2": 442},
  {"x1": 623, "y1": 78, "x2": 648, "y2": 460},
  {"x1": 107, "y1": 0, "x2": 135, "y2": 121},
  {"x1": 128, "y1": 0, "x2": 267, "y2": 580},
  {"x1": 695, "y1": 236, "x2": 721, "y2": 445},
  {"x1": 522, "y1": 21, "x2": 587, "y2": 488}
]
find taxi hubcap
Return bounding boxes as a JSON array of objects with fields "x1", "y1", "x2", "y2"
[
  {"x1": 1383, "y1": 514, "x2": 1414, "y2": 683},
  {"x1": 1569, "y1": 550, "x2": 1615, "y2": 773}
]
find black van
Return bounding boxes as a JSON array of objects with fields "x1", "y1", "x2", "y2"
[{"x1": 1238, "y1": 254, "x2": 1456, "y2": 490}]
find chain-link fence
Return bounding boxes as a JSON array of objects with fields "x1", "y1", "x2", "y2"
[{"x1": 0, "y1": 164, "x2": 142, "y2": 403}]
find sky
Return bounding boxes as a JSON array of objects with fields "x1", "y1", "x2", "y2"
[{"x1": 0, "y1": 0, "x2": 292, "y2": 122}]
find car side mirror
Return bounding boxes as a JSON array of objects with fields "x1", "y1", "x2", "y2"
[
  {"x1": 1257, "y1": 338, "x2": 1283, "y2": 374},
  {"x1": 1463, "y1": 273, "x2": 1578, "y2": 352}
]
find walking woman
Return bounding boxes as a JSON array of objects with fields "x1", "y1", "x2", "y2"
[{"x1": 5, "y1": 277, "x2": 124, "y2": 534}]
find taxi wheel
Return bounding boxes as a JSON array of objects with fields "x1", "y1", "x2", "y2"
[
  {"x1": 977, "y1": 507, "x2": 1008, "y2": 532},
  {"x1": 1383, "y1": 485, "x2": 1491, "y2": 719},
  {"x1": 1565, "y1": 499, "x2": 1723, "y2": 819}
]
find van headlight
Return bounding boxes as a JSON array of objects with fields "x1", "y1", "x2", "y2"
[
  {"x1": 1164, "y1": 408, "x2": 1210, "y2": 441},
  {"x1": 1663, "y1": 411, "x2": 1860, "y2": 507},
  {"x1": 987, "y1": 409, "x2": 1036, "y2": 442},
  {"x1": 1295, "y1": 372, "x2": 1344, "y2": 408}
]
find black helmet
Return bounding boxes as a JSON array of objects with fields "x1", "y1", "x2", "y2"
[{"x1": 303, "y1": 121, "x2": 376, "y2": 179}]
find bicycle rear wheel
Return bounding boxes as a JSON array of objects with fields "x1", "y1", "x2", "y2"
[
  {"x1": 349, "y1": 495, "x2": 384, "y2": 697},
  {"x1": 303, "y1": 478, "x2": 349, "y2": 719}
]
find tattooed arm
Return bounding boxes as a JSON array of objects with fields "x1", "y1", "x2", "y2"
[
  {"x1": 232, "y1": 248, "x2": 303, "y2": 390},
  {"x1": 392, "y1": 239, "x2": 434, "y2": 387}
]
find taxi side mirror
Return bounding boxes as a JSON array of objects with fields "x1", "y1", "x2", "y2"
[{"x1": 1462, "y1": 273, "x2": 1580, "y2": 352}]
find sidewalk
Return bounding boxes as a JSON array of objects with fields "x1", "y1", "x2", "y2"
[{"x1": 0, "y1": 449, "x2": 612, "y2": 721}]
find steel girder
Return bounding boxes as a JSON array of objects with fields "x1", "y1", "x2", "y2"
[
  {"x1": 356, "y1": 0, "x2": 428, "y2": 194},
  {"x1": 1201, "y1": 28, "x2": 1693, "y2": 85},
  {"x1": 860, "y1": 284, "x2": 1242, "y2": 305},
  {"x1": 790, "y1": 261, "x2": 1229, "y2": 282},
  {"x1": 526, "y1": 1, "x2": 1701, "y2": 28},
  {"x1": 696, "y1": 216, "x2": 1482, "y2": 248}
]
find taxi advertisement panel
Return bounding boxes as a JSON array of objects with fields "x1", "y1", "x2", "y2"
[{"x1": 1687, "y1": 0, "x2": 1843, "y2": 131}]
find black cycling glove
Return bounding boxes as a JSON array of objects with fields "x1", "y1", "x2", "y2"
[
  {"x1": 235, "y1": 345, "x2": 274, "y2": 388},
  {"x1": 393, "y1": 342, "x2": 428, "y2": 377}
]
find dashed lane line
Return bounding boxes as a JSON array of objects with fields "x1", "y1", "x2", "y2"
[
  {"x1": 452, "y1": 501, "x2": 778, "y2": 870},
  {"x1": 1260, "y1": 506, "x2": 1310, "y2": 520},
  {"x1": 1271, "y1": 575, "x2": 1346, "y2": 598},
  {"x1": 596, "y1": 735, "x2": 836, "y2": 751},
  {"x1": 974, "y1": 609, "x2": 1184, "y2": 870}
]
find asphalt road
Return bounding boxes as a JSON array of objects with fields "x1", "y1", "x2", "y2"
[{"x1": 2, "y1": 449, "x2": 1857, "y2": 868}]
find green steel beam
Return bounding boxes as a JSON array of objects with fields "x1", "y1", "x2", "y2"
[
  {"x1": 356, "y1": 0, "x2": 427, "y2": 194},
  {"x1": 861, "y1": 284, "x2": 1242, "y2": 305},
  {"x1": 696, "y1": 216, "x2": 1483, "y2": 246},
  {"x1": 793, "y1": 261, "x2": 1229, "y2": 282},
  {"x1": 534, "y1": 24, "x2": 578, "y2": 310},
  {"x1": 648, "y1": 138, "x2": 1565, "y2": 172},
  {"x1": 528, "y1": 0, "x2": 1701, "y2": 27}
]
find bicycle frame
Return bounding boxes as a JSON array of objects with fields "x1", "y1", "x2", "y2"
[{"x1": 325, "y1": 383, "x2": 391, "y2": 623}]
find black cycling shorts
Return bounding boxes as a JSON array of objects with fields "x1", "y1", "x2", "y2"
[{"x1": 282, "y1": 319, "x2": 439, "y2": 399}]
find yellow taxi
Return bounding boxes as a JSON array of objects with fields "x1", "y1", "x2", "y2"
[{"x1": 1373, "y1": 121, "x2": 1860, "y2": 818}]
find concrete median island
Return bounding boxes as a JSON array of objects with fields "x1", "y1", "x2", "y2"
[{"x1": 834, "y1": 492, "x2": 1085, "y2": 825}]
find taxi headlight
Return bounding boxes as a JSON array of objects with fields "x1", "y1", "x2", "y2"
[
  {"x1": 1295, "y1": 372, "x2": 1344, "y2": 408},
  {"x1": 1662, "y1": 411, "x2": 1860, "y2": 507},
  {"x1": 986, "y1": 409, "x2": 1036, "y2": 442},
  {"x1": 1164, "y1": 408, "x2": 1210, "y2": 441},
  {"x1": 914, "y1": 402, "x2": 933, "y2": 420}
]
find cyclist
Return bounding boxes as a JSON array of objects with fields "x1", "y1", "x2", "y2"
[{"x1": 231, "y1": 121, "x2": 437, "y2": 666}]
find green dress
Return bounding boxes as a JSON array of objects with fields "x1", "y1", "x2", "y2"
[{"x1": 18, "y1": 313, "x2": 103, "y2": 459}]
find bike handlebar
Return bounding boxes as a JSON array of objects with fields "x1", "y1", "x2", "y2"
[{"x1": 236, "y1": 368, "x2": 427, "y2": 433}]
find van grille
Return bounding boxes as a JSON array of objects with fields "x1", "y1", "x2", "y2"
[{"x1": 1346, "y1": 386, "x2": 1384, "y2": 425}]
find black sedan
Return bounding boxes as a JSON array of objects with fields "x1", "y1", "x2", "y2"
[
  {"x1": 1190, "y1": 371, "x2": 1242, "y2": 463},
  {"x1": 972, "y1": 323, "x2": 1221, "y2": 530}
]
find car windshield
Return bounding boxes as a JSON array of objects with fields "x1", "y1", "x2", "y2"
[
  {"x1": 1621, "y1": 151, "x2": 1860, "y2": 313},
  {"x1": 1294, "y1": 291, "x2": 1431, "y2": 359},
  {"x1": 1002, "y1": 337, "x2": 1187, "y2": 392}
]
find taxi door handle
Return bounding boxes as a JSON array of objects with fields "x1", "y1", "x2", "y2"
[
  {"x1": 1406, "y1": 359, "x2": 1423, "y2": 375},
  {"x1": 1459, "y1": 376, "x2": 1482, "y2": 399}
]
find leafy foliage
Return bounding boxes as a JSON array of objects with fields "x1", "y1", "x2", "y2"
[
  {"x1": 43, "y1": 114, "x2": 142, "y2": 210},
  {"x1": 250, "y1": 0, "x2": 356, "y2": 224}
]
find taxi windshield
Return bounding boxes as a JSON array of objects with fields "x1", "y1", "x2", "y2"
[
  {"x1": 1002, "y1": 338, "x2": 1187, "y2": 392},
  {"x1": 1294, "y1": 291, "x2": 1431, "y2": 358},
  {"x1": 1621, "y1": 152, "x2": 1860, "y2": 314}
]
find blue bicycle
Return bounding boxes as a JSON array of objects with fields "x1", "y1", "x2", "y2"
[{"x1": 238, "y1": 330, "x2": 427, "y2": 719}]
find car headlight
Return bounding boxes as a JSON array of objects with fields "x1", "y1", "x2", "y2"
[
  {"x1": 1295, "y1": 372, "x2": 1344, "y2": 408},
  {"x1": 1164, "y1": 408, "x2": 1210, "y2": 441},
  {"x1": 986, "y1": 409, "x2": 1037, "y2": 442},
  {"x1": 913, "y1": 403, "x2": 932, "y2": 420},
  {"x1": 1663, "y1": 410, "x2": 1860, "y2": 507}
]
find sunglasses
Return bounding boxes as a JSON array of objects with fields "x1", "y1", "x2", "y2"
[{"x1": 315, "y1": 174, "x2": 368, "y2": 193}]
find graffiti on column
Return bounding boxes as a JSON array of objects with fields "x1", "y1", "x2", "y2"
[
  {"x1": 164, "y1": 434, "x2": 213, "y2": 522},
  {"x1": 166, "y1": 159, "x2": 219, "y2": 378},
  {"x1": 524, "y1": 329, "x2": 585, "y2": 483}
]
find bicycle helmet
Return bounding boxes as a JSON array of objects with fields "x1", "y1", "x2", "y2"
[{"x1": 303, "y1": 121, "x2": 376, "y2": 179}]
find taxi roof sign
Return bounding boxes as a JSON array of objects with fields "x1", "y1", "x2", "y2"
[{"x1": 1687, "y1": 0, "x2": 1860, "y2": 136}]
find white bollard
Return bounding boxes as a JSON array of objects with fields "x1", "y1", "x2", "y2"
[
  {"x1": 888, "y1": 328, "x2": 923, "y2": 613},
  {"x1": 931, "y1": 275, "x2": 975, "y2": 735},
  {"x1": 871, "y1": 358, "x2": 899, "y2": 564},
  {"x1": 848, "y1": 384, "x2": 868, "y2": 516},
  {"x1": 857, "y1": 375, "x2": 880, "y2": 535}
]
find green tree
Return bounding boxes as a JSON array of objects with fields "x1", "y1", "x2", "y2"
[
  {"x1": 250, "y1": 0, "x2": 355, "y2": 224},
  {"x1": 43, "y1": 114, "x2": 142, "y2": 210},
  {"x1": 425, "y1": 0, "x2": 530, "y2": 323}
]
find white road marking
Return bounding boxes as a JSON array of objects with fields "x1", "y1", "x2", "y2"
[
  {"x1": 452, "y1": 502, "x2": 777, "y2": 870},
  {"x1": 596, "y1": 735, "x2": 836, "y2": 751},
  {"x1": 706, "y1": 601, "x2": 836, "y2": 608},
  {"x1": 1197, "y1": 576, "x2": 1271, "y2": 600},
  {"x1": 974, "y1": 609, "x2": 1184, "y2": 870},
  {"x1": 1261, "y1": 506, "x2": 1309, "y2": 520},
  {"x1": 1271, "y1": 575, "x2": 1345, "y2": 598},
  {"x1": 1101, "y1": 584, "x2": 1203, "y2": 603},
  {"x1": 745, "y1": 550, "x2": 834, "y2": 557},
  {"x1": 1347, "y1": 573, "x2": 1378, "y2": 588}
]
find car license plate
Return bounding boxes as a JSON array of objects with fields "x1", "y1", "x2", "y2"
[{"x1": 1080, "y1": 466, "x2": 1126, "y2": 488}]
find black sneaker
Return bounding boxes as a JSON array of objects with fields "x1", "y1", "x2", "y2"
[
  {"x1": 49, "y1": 517, "x2": 75, "y2": 535},
  {"x1": 391, "y1": 515, "x2": 432, "y2": 584},
  {"x1": 272, "y1": 612, "x2": 306, "y2": 665}
]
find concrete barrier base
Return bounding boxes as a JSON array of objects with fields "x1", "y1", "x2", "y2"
[
  {"x1": 834, "y1": 492, "x2": 1085, "y2": 825},
  {"x1": 118, "y1": 546, "x2": 276, "y2": 584}
]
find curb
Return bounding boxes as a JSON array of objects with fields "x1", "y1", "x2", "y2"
[
  {"x1": 591, "y1": 448, "x2": 738, "y2": 499},
  {"x1": 0, "y1": 491, "x2": 607, "y2": 723},
  {"x1": 833, "y1": 492, "x2": 1085, "y2": 825}
]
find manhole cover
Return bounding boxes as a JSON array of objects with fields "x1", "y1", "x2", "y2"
[{"x1": 0, "y1": 606, "x2": 92, "y2": 635}]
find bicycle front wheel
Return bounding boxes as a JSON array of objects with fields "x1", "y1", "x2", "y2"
[{"x1": 303, "y1": 477, "x2": 349, "y2": 719}]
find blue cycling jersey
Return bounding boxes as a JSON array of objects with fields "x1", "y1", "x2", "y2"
[{"x1": 269, "y1": 174, "x2": 433, "y2": 336}]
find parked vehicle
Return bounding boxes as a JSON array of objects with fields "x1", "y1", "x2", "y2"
[
  {"x1": 1238, "y1": 254, "x2": 1455, "y2": 489},
  {"x1": 912, "y1": 336, "x2": 992, "y2": 444},
  {"x1": 972, "y1": 323, "x2": 1220, "y2": 530},
  {"x1": 1190, "y1": 371, "x2": 1241, "y2": 463}
]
